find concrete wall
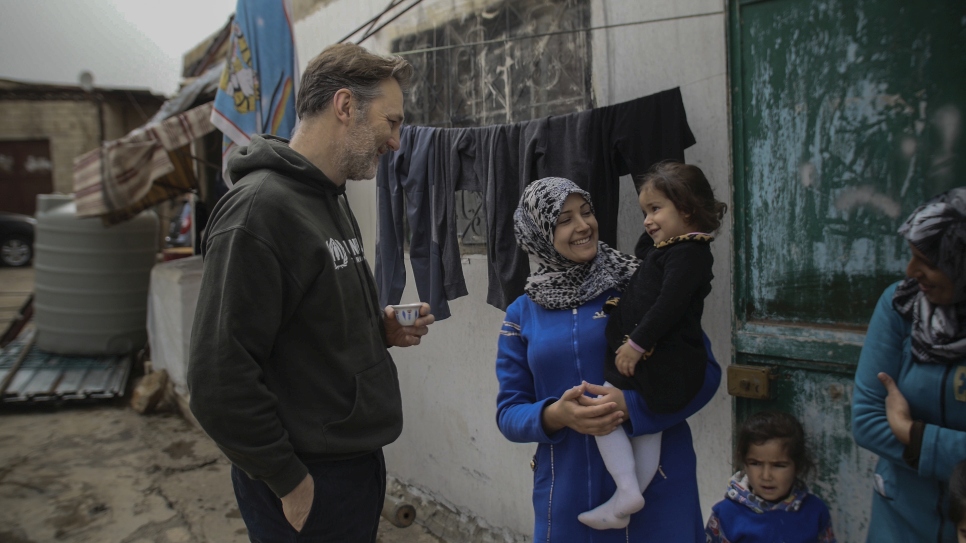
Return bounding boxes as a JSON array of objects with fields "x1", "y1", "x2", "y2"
[
  {"x1": 293, "y1": 0, "x2": 733, "y2": 538},
  {"x1": 0, "y1": 97, "x2": 158, "y2": 194}
]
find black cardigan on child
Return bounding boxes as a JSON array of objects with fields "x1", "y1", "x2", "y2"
[{"x1": 603, "y1": 232, "x2": 713, "y2": 413}]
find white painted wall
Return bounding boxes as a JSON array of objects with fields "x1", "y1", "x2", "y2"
[{"x1": 294, "y1": 0, "x2": 734, "y2": 536}]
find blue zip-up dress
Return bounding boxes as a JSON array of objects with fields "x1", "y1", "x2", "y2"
[
  {"x1": 852, "y1": 283, "x2": 966, "y2": 543},
  {"x1": 496, "y1": 290, "x2": 722, "y2": 542}
]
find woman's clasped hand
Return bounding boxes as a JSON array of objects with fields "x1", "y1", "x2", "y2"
[{"x1": 542, "y1": 382, "x2": 628, "y2": 436}]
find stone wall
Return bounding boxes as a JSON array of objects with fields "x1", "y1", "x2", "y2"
[{"x1": 0, "y1": 95, "x2": 160, "y2": 195}]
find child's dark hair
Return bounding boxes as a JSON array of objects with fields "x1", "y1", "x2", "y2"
[
  {"x1": 951, "y1": 460, "x2": 966, "y2": 524},
  {"x1": 736, "y1": 410, "x2": 815, "y2": 479},
  {"x1": 634, "y1": 160, "x2": 728, "y2": 233}
]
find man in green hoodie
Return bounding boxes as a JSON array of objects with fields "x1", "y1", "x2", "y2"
[{"x1": 187, "y1": 43, "x2": 434, "y2": 542}]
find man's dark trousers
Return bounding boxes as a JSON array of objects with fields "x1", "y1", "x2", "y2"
[{"x1": 231, "y1": 449, "x2": 386, "y2": 542}]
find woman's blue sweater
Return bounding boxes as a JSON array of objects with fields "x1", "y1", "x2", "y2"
[
  {"x1": 852, "y1": 283, "x2": 966, "y2": 543},
  {"x1": 496, "y1": 290, "x2": 721, "y2": 542}
]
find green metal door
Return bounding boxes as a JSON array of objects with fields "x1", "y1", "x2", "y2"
[{"x1": 729, "y1": 0, "x2": 966, "y2": 540}]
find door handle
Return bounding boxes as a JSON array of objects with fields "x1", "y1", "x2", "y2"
[{"x1": 727, "y1": 365, "x2": 775, "y2": 400}]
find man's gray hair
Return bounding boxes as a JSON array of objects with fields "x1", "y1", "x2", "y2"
[{"x1": 296, "y1": 43, "x2": 413, "y2": 120}]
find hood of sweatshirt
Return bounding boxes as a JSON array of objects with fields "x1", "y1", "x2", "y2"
[
  {"x1": 227, "y1": 135, "x2": 345, "y2": 197},
  {"x1": 725, "y1": 471, "x2": 810, "y2": 514}
]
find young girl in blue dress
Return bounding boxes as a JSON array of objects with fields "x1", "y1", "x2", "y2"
[
  {"x1": 705, "y1": 410, "x2": 837, "y2": 543},
  {"x1": 578, "y1": 161, "x2": 726, "y2": 529}
]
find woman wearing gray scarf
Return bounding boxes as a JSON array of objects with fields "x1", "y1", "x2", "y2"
[
  {"x1": 852, "y1": 187, "x2": 966, "y2": 543},
  {"x1": 495, "y1": 177, "x2": 722, "y2": 542}
]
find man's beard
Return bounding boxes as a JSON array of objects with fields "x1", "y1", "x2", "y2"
[{"x1": 339, "y1": 117, "x2": 380, "y2": 181}]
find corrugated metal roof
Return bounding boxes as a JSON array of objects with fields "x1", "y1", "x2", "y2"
[{"x1": 0, "y1": 330, "x2": 132, "y2": 403}]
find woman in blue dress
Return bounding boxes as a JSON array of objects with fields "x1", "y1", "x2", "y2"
[{"x1": 496, "y1": 177, "x2": 721, "y2": 542}]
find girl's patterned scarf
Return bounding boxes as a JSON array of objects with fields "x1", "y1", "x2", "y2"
[
  {"x1": 725, "y1": 472, "x2": 809, "y2": 514},
  {"x1": 893, "y1": 187, "x2": 966, "y2": 365},
  {"x1": 654, "y1": 232, "x2": 714, "y2": 249},
  {"x1": 513, "y1": 177, "x2": 639, "y2": 310}
]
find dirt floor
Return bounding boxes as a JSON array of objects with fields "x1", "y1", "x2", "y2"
[{"x1": 0, "y1": 266, "x2": 445, "y2": 543}]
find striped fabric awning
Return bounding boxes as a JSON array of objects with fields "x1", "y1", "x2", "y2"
[{"x1": 72, "y1": 102, "x2": 215, "y2": 226}]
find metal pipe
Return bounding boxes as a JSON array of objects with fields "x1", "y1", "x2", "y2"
[{"x1": 381, "y1": 494, "x2": 416, "y2": 528}]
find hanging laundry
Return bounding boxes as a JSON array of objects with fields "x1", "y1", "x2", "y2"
[
  {"x1": 529, "y1": 87, "x2": 696, "y2": 249},
  {"x1": 376, "y1": 125, "x2": 459, "y2": 319},
  {"x1": 375, "y1": 87, "x2": 695, "y2": 313},
  {"x1": 433, "y1": 120, "x2": 544, "y2": 311}
]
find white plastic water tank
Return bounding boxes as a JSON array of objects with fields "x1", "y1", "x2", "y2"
[{"x1": 33, "y1": 194, "x2": 159, "y2": 355}]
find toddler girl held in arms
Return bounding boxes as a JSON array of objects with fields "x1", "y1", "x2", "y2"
[{"x1": 579, "y1": 161, "x2": 726, "y2": 530}]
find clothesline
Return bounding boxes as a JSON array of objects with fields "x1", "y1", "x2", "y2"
[
  {"x1": 392, "y1": 10, "x2": 721, "y2": 57},
  {"x1": 375, "y1": 87, "x2": 696, "y2": 317}
]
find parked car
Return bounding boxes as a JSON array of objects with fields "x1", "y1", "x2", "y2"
[{"x1": 0, "y1": 212, "x2": 36, "y2": 267}]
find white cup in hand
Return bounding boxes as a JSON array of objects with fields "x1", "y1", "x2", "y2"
[{"x1": 391, "y1": 303, "x2": 423, "y2": 326}]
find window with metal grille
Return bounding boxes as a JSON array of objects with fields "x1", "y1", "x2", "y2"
[{"x1": 391, "y1": 0, "x2": 592, "y2": 253}]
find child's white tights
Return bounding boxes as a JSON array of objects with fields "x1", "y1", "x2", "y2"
[{"x1": 577, "y1": 382, "x2": 662, "y2": 531}]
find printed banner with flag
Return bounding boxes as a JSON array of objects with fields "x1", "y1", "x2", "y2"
[{"x1": 210, "y1": 0, "x2": 299, "y2": 186}]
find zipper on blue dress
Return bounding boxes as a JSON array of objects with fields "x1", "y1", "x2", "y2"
[
  {"x1": 572, "y1": 307, "x2": 581, "y2": 381},
  {"x1": 546, "y1": 444, "x2": 555, "y2": 543}
]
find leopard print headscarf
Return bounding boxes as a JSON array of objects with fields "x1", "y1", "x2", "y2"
[{"x1": 513, "y1": 177, "x2": 639, "y2": 310}]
